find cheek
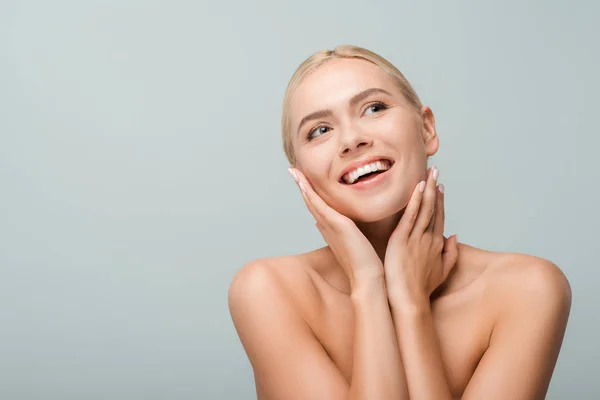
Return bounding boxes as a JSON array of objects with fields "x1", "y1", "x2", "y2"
[
  {"x1": 381, "y1": 112, "x2": 422, "y2": 142},
  {"x1": 298, "y1": 146, "x2": 334, "y2": 174},
  {"x1": 296, "y1": 161, "x2": 329, "y2": 192}
]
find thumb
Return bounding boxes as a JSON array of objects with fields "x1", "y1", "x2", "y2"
[{"x1": 441, "y1": 234, "x2": 459, "y2": 278}]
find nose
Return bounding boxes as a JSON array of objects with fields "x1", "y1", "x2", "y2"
[{"x1": 339, "y1": 125, "x2": 374, "y2": 156}]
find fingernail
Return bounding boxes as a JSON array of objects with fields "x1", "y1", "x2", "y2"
[
  {"x1": 419, "y1": 181, "x2": 426, "y2": 192},
  {"x1": 438, "y1": 183, "x2": 445, "y2": 193},
  {"x1": 288, "y1": 168, "x2": 298, "y2": 182},
  {"x1": 299, "y1": 182, "x2": 306, "y2": 193},
  {"x1": 433, "y1": 167, "x2": 439, "y2": 180}
]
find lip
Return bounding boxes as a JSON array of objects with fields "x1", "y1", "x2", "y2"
[
  {"x1": 338, "y1": 155, "x2": 395, "y2": 183},
  {"x1": 344, "y1": 164, "x2": 394, "y2": 190}
]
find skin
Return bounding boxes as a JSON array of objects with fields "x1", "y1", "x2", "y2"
[{"x1": 228, "y1": 58, "x2": 572, "y2": 399}]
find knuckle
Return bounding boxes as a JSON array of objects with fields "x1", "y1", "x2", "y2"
[
  {"x1": 429, "y1": 199, "x2": 437, "y2": 211},
  {"x1": 433, "y1": 236, "x2": 444, "y2": 251},
  {"x1": 323, "y1": 218, "x2": 337, "y2": 233},
  {"x1": 423, "y1": 230, "x2": 434, "y2": 241},
  {"x1": 328, "y1": 215, "x2": 347, "y2": 233},
  {"x1": 408, "y1": 210, "x2": 419, "y2": 225},
  {"x1": 337, "y1": 215, "x2": 354, "y2": 230}
]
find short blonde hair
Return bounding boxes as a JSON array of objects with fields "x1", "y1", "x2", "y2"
[{"x1": 281, "y1": 45, "x2": 423, "y2": 165}]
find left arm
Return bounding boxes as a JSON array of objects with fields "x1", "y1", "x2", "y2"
[
  {"x1": 389, "y1": 259, "x2": 571, "y2": 400},
  {"x1": 382, "y1": 167, "x2": 458, "y2": 399},
  {"x1": 389, "y1": 294, "x2": 453, "y2": 399},
  {"x1": 460, "y1": 260, "x2": 571, "y2": 399},
  {"x1": 384, "y1": 167, "x2": 571, "y2": 399}
]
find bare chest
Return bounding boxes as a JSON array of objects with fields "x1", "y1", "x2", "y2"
[{"x1": 305, "y1": 283, "x2": 492, "y2": 397}]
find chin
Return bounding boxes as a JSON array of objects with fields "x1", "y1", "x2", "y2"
[{"x1": 338, "y1": 195, "x2": 409, "y2": 224}]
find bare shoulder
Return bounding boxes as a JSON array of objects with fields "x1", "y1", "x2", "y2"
[
  {"x1": 480, "y1": 251, "x2": 572, "y2": 317},
  {"x1": 484, "y1": 252, "x2": 571, "y2": 295},
  {"x1": 229, "y1": 252, "x2": 317, "y2": 292},
  {"x1": 458, "y1": 250, "x2": 572, "y2": 399},
  {"x1": 227, "y1": 252, "x2": 350, "y2": 399},
  {"x1": 228, "y1": 252, "x2": 322, "y2": 322}
]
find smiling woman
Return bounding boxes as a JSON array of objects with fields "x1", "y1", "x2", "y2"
[{"x1": 228, "y1": 45, "x2": 572, "y2": 400}]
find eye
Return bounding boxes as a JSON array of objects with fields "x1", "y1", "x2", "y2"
[
  {"x1": 364, "y1": 101, "x2": 388, "y2": 116},
  {"x1": 307, "y1": 125, "x2": 331, "y2": 141}
]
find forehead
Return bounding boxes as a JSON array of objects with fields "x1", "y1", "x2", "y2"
[{"x1": 290, "y1": 58, "x2": 397, "y2": 122}]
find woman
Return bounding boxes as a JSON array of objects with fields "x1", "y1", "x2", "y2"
[{"x1": 228, "y1": 45, "x2": 572, "y2": 399}]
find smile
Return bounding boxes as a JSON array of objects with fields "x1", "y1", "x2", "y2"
[{"x1": 341, "y1": 160, "x2": 395, "y2": 190}]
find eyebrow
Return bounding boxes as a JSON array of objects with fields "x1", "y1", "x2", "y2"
[{"x1": 295, "y1": 87, "x2": 394, "y2": 138}]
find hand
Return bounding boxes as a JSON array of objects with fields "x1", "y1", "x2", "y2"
[
  {"x1": 288, "y1": 167, "x2": 384, "y2": 288},
  {"x1": 383, "y1": 166, "x2": 459, "y2": 307}
]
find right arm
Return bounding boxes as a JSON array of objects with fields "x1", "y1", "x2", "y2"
[
  {"x1": 228, "y1": 261, "x2": 409, "y2": 400},
  {"x1": 348, "y1": 270, "x2": 410, "y2": 399}
]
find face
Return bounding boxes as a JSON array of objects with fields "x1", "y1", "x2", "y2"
[{"x1": 290, "y1": 58, "x2": 439, "y2": 223}]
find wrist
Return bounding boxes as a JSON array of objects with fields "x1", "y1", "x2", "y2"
[
  {"x1": 388, "y1": 291, "x2": 431, "y2": 315},
  {"x1": 350, "y1": 273, "x2": 386, "y2": 300},
  {"x1": 351, "y1": 265, "x2": 384, "y2": 286}
]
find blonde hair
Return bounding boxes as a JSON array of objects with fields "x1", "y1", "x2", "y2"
[{"x1": 281, "y1": 45, "x2": 423, "y2": 165}]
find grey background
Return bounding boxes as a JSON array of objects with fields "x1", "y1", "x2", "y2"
[{"x1": 1, "y1": 0, "x2": 598, "y2": 399}]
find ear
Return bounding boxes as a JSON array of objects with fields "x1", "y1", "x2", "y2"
[{"x1": 420, "y1": 106, "x2": 439, "y2": 158}]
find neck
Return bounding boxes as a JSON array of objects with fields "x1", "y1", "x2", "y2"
[
  {"x1": 318, "y1": 209, "x2": 469, "y2": 297},
  {"x1": 354, "y1": 209, "x2": 405, "y2": 263},
  {"x1": 319, "y1": 209, "x2": 406, "y2": 295}
]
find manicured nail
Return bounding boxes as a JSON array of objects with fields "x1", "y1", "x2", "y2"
[
  {"x1": 288, "y1": 168, "x2": 298, "y2": 182},
  {"x1": 438, "y1": 183, "x2": 445, "y2": 193},
  {"x1": 419, "y1": 181, "x2": 426, "y2": 192},
  {"x1": 433, "y1": 167, "x2": 439, "y2": 180},
  {"x1": 299, "y1": 182, "x2": 306, "y2": 193}
]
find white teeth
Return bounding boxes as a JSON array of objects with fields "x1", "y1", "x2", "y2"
[{"x1": 343, "y1": 160, "x2": 391, "y2": 184}]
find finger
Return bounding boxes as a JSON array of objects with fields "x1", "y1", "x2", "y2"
[
  {"x1": 412, "y1": 166, "x2": 438, "y2": 236},
  {"x1": 393, "y1": 178, "x2": 427, "y2": 241},
  {"x1": 425, "y1": 168, "x2": 438, "y2": 232},
  {"x1": 289, "y1": 168, "x2": 323, "y2": 222},
  {"x1": 426, "y1": 188, "x2": 437, "y2": 233},
  {"x1": 291, "y1": 168, "x2": 341, "y2": 227},
  {"x1": 441, "y1": 234, "x2": 459, "y2": 279},
  {"x1": 299, "y1": 182, "x2": 323, "y2": 224},
  {"x1": 425, "y1": 167, "x2": 437, "y2": 232},
  {"x1": 433, "y1": 183, "x2": 445, "y2": 238}
]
